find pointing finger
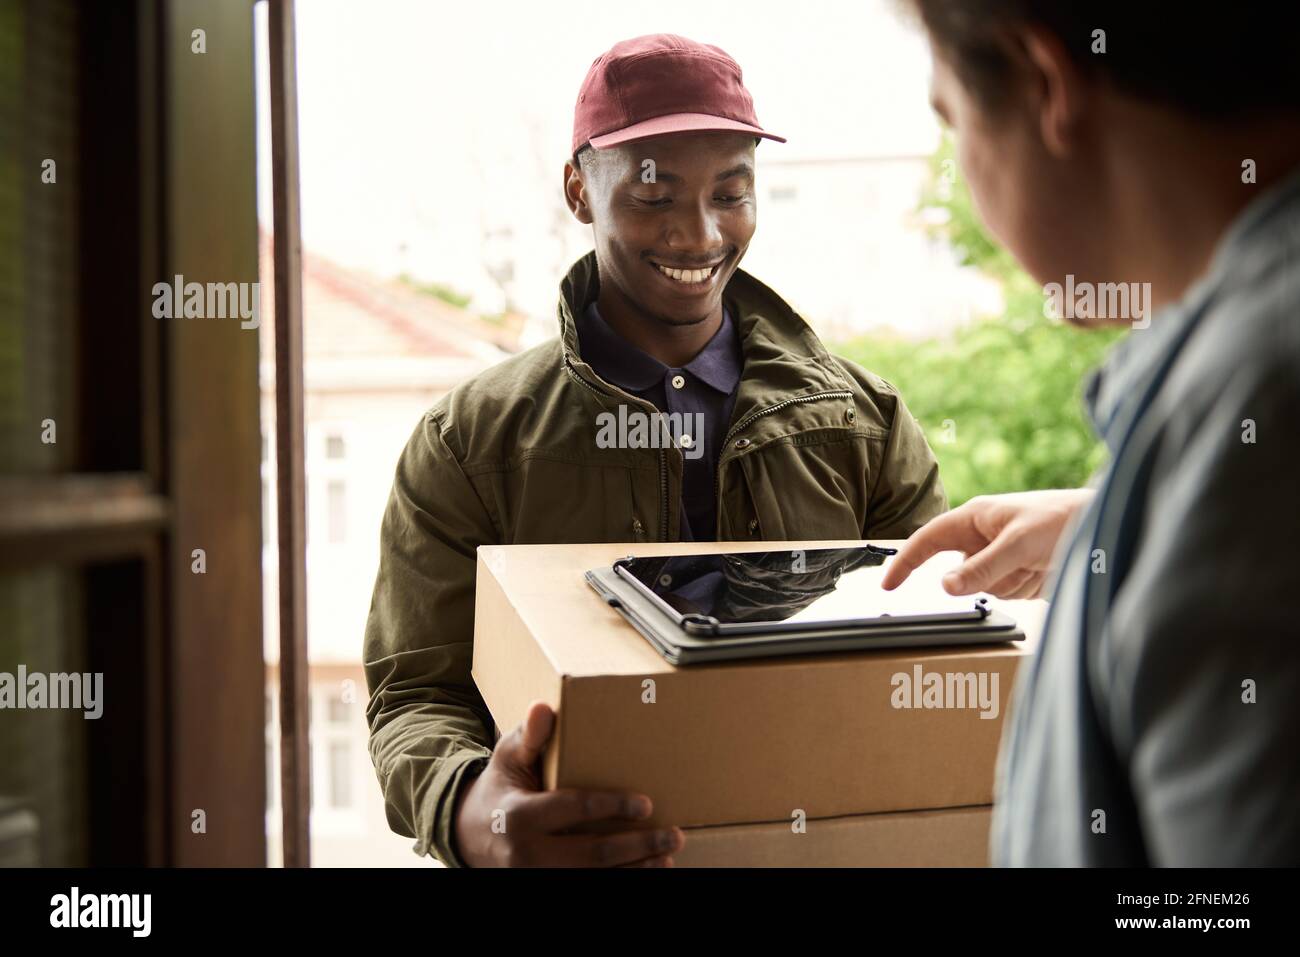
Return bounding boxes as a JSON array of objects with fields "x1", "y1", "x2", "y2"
[{"x1": 881, "y1": 507, "x2": 988, "y2": 590}]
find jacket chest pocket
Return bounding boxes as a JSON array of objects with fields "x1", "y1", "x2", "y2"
[
  {"x1": 721, "y1": 440, "x2": 867, "y2": 541},
  {"x1": 499, "y1": 458, "x2": 658, "y2": 544}
]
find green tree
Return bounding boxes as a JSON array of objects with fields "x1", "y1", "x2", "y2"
[{"x1": 832, "y1": 137, "x2": 1124, "y2": 506}]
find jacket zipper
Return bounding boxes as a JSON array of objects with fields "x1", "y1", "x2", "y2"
[
  {"x1": 564, "y1": 352, "x2": 670, "y2": 541},
  {"x1": 714, "y1": 389, "x2": 855, "y2": 531},
  {"x1": 570, "y1": 351, "x2": 853, "y2": 542}
]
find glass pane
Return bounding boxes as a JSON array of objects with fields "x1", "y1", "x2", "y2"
[
  {"x1": 327, "y1": 479, "x2": 346, "y2": 543},
  {"x1": 326, "y1": 689, "x2": 351, "y2": 724},
  {"x1": 0, "y1": 0, "x2": 80, "y2": 476},
  {"x1": 0, "y1": 566, "x2": 88, "y2": 866},
  {"x1": 328, "y1": 740, "x2": 351, "y2": 809}
]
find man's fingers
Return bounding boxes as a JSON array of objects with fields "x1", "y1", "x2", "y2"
[
  {"x1": 983, "y1": 567, "x2": 1035, "y2": 600},
  {"x1": 508, "y1": 787, "x2": 653, "y2": 834},
  {"x1": 541, "y1": 826, "x2": 685, "y2": 868},
  {"x1": 496, "y1": 701, "x2": 555, "y2": 771},
  {"x1": 1001, "y1": 574, "x2": 1045, "y2": 601},
  {"x1": 519, "y1": 701, "x2": 556, "y2": 760},
  {"x1": 942, "y1": 525, "x2": 1034, "y2": 594},
  {"x1": 881, "y1": 506, "x2": 989, "y2": 590}
]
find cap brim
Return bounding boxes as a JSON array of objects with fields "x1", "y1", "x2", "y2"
[{"x1": 588, "y1": 112, "x2": 786, "y2": 150}]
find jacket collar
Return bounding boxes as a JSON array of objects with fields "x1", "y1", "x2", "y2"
[{"x1": 576, "y1": 299, "x2": 742, "y2": 395}]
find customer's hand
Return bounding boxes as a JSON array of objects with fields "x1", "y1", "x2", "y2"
[
  {"x1": 880, "y1": 489, "x2": 1095, "y2": 599},
  {"x1": 452, "y1": 701, "x2": 684, "y2": 867}
]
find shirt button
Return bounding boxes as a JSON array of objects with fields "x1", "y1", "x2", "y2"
[
  {"x1": 670, "y1": 374, "x2": 686, "y2": 390},
  {"x1": 734, "y1": 438, "x2": 751, "y2": 450},
  {"x1": 659, "y1": 574, "x2": 673, "y2": 587},
  {"x1": 679, "y1": 434, "x2": 694, "y2": 449},
  {"x1": 747, "y1": 518, "x2": 759, "y2": 535}
]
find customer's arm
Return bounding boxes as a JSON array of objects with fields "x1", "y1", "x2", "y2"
[
  {"x1": 1107, "y1": 359, "x2": 1300, "y2": 865},
  {"x1": 364, "y1": 410, "x2": 496, "y2": 867},
  {"x1": 880, "y1": 488, "x2": 1095, "y2": 597}
]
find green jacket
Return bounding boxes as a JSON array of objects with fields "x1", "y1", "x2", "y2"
[{"x1": 364, "y1": 252, "x2": 947, "y2": 865}]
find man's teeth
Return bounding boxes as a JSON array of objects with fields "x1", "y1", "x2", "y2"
[{"x1": 655, "y1": 264, "x2": 714, "y2": 283}]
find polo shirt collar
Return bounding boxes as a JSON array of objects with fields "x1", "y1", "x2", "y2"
[{"x1": 577, "y1": 302, "x2": 742, "y2": 395}]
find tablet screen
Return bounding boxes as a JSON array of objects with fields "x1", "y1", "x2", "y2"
[{"x1": 616, "y1": 546, "x2": 979, "y2": 627}]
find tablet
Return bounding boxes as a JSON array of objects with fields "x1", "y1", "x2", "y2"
[{"x1": 585, "y1": 545, "x2": 1024, "y2": 665}]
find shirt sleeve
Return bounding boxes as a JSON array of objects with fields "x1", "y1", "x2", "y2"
[
  {"x1": 1103, "y1": 357, "x2": 1300, "y2": 865},
  {"x1": 363, "y1": 410, "x2": 497, "y2": 867}
]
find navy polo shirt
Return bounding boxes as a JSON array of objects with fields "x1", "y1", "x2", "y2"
[{"x1": 577, "y1": 302, "x2": 743, "y2": 541}]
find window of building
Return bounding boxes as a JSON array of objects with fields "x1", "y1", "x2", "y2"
[
  {"x1": 327, "y1": 479, "x2": 346, "y2": 543},
  {"x1": 327, "y1": 741, "x2": 352, "y2": 809},
  {"x1": 327, "y1": 689, "x2": 352, "y2": 724}
]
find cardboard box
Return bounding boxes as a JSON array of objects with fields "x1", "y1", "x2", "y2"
[
  {"x1": 676, "y1": 805, "x2": 993, "y2": 867},
  {"x1": 472, "y1": 540, "x2": 1044, "y2": 833}
]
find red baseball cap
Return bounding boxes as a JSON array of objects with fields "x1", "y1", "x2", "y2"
[{"x1": 572, "y1": 34, "x2": 785, "y2": 155}]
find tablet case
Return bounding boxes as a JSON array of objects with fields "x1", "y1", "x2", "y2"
[{"x1": 586, "y1": 561, "x2": 1024, "y2": 666}]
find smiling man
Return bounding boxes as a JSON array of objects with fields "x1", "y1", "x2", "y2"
[{"x1": 363, "y1": 33, "x2": 946, "y2": 868}]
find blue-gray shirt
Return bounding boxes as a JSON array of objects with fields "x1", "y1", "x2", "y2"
[
  {"x1": 993, "y1": 166, "x2": 1300, "y2": 866},
  {"x1": 576, "y1": 303, "x2": 743, "y2": 541}
]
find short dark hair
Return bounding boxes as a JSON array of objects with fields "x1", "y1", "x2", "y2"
[{"x1": 905, "y1": 1, "x2": 1300, "y2": 118}]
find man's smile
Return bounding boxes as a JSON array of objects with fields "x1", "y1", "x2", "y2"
[{"x1": 646, "y1": 256, "x2": 727, "y2": 290}]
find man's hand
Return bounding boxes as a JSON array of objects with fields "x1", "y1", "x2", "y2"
[
  {"x1": 452, "y1": 701, "x2": 685, "y2": 867},
  {"x1": 880, "y1": 489, "x2": 1095, "y2": 599}
]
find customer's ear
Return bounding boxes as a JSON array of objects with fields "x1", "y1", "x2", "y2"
[
  {"x1": 1013, "y1": 23, "x2": 1090, "y2": 159},
  {"x1": 563, "y1": 160, "x2": 594, "y2": 225}
]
